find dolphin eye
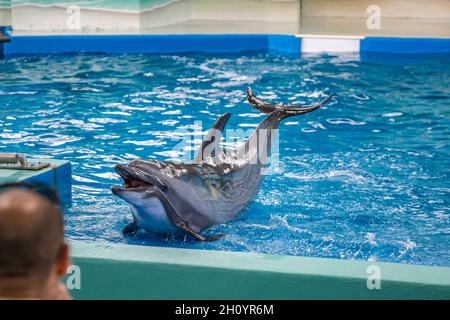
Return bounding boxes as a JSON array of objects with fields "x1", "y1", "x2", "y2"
[{"x1": 161, "y1": 184, "x2": 168, "y2": 192}]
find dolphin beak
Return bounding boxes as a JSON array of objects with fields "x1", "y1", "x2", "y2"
[
  {"x1": 113, "y1": 164, "x2": 154, "y2": 191},
  {"x1": 115, "y1": 164, "x2": 132, "y2": 181}
]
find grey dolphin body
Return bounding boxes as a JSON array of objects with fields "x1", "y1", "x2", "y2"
[{"x1": 112, "y1": 87, "x2": 332, "y2": 241}]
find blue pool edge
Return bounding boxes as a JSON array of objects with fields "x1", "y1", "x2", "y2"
[{"x1": 1, "y1": 33, "x2": 450, "y2": 57}]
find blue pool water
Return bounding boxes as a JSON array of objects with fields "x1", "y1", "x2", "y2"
[{"x1": 0, "y1": 52, "x2": 449, "y2": 266}]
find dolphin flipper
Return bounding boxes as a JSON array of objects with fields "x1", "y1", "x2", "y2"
[
  {"x1": 193, "y1": 112, "x2": 231, "y2": 164},
  {"x1": 176, "y1": 221, "x2": 225, "y2": 242},
  {"x1": 122, "y1": 221, "x2": 140, "y2": 235}
]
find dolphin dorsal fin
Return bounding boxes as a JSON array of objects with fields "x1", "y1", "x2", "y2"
[{"x1": 193, "y1": 112, "x2": 231, "y2": 164}]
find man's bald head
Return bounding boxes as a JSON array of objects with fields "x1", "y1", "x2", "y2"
[{"x1": 0, "y1": 189, "x2": 64, "y2": 280}]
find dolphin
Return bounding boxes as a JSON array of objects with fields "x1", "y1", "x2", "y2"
[{"x1": 111, "y1": 87, "x2": 332, "y2": 241}]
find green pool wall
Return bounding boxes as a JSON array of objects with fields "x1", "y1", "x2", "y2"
[{"x1": 68, "y1": 241, "x2": 450, "y2": 300}]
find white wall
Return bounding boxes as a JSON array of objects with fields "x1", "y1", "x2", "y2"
[
  {"x1": 0, "y1": 8, "x2": 11, "y2": 26},
  {"x1": 140, "y1": 0, "x2": 191, "y2": 30},
  {"x1": 190, "y1": 0, "x2": 299, "y2": 22},
  {"x1": 11, "y1": 6, "x2": 139, "y2": 31},
  {"x1": 302, "y1": 0, "x2": 450, "y2": 18},
  {"x1": 6, "y1": 0, "x2": 450, "y2": 35},
  {"x1": 10, "y1": 0, "x2": 300, "y2": 31}
]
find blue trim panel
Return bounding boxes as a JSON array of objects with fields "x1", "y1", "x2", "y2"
[
  {"x1": 0, "y1": 26, "x2": 11, "y2": 58},
  {"x1": 3, "y1": 34, "x2": 305, "y2": 57},
  {"x1": 4, "y1": 34, "x2": 269, "y2": 56},
  {"x1": 268, "y1": 35, "x2": 300, "y2": 55},
  {"x1": 54, "y1": 161, "x2": 72, "y2": 207},
  {"x1": 23, "y1": 161, "x2": 72, "y2": 207},
  {"x1": 361, "y1": 37, "x2": 450, "y2": 54}
]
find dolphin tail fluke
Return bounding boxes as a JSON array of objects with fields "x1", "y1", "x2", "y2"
[
  {"x1": 246, "y1": 86, "x2": 333, "y2": 118},
  {"x1": 176, "y1": 221, "x2": 225, "y2": 242},
  {"x1": 246, "y1": 87, "x2": 282, "y2": 114},
  {"x1": 278, "y1": 94, "x2": 333, "y2": 119}
]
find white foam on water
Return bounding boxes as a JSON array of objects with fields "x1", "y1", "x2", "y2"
[
  {"x1": 73, "y1": 175, "x2": 99, "y2": 184},
  {"x1": 382, "y1": 112, "x2": 403, "y2": 117},
  {"x1": 270, "y1": 215, "x2": 309, "y2": 234},
  {"x1": 237, "y1": 113, "x2": 263, "y2": 118},
  {"x1": 158, "y1": 120, "x2": 179, "y2": 126},
  {"x1": 91, "y1": 172, "x2": 118, "y2": 180},
  {"x1": 102, "y1": 111, "x2": 132, "y2": 116},
  {"x1": 0, "y1": 91, "x2": 37, "y2": 95},
  {"x1": 238, "y1": 123, "x2": 258, "y2": 128},
  {"x1": 198, "y1": 59, "x2": 258, "y2": 88},
  {"x1": 123, "y1": 140, "x2": 166, "y2": 147},
  {"x1": 88, "y1": 118, "x2": 127, "y2": 124},
  {"x1": 308, "y1": 121, "x2": 327, "y2": 130},
  {"x1": 71, "y1": 87, "x2": 102, "y2": 92},
  {"x1": 326, "y1": 118, "x2": 366, "y2": 126},
  {"x1": 161, "y1": 110, "x2": 182, "y2": 115},
  {"x1": 397, "y1": 239, "x2": 417, "y2": 257},
  {"x1": 365, "y1": 233, "x2": 377, "y2": 246},
  {"x1": 285, "y1": 170, "x2": 367, "y2": 183},
  {"x1": 350, "y1": 93, "x2": 370, "y2": 100}
]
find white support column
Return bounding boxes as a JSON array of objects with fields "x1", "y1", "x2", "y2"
[{"x1": 300, "y1": 35, "x2": 363, "y2": 53}]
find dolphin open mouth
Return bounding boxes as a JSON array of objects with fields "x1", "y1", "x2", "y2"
[{"x1": 113, "y1": 164, "x2": 153, "y2": 192}]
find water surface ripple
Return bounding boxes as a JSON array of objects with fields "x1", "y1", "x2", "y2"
[{"x1": 0, "y1": 52, "x2": 449, "y2": 266}]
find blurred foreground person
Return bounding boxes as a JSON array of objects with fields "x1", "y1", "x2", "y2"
[{"x1": 0, "y1": 184, "x2": 71, "y2": 300}]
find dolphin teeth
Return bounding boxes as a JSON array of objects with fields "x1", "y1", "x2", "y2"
[
  {"x1": 115, "y1": 164, "x2": 154, "y2": 190},
  {"x1": 122, "y1": 178, "x2": 152, "y2": 189}
]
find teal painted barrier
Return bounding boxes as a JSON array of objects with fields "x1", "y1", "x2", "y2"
[
  {"x1": 0, "y1": 158, "x2": 72, "y2": 205},
  {"x1": 68, "y1": 241, "x2": 450, "y2": 299}
]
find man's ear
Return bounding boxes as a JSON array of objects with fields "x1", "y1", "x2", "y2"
[{"x1": 55, "y1": 243, "x2": 70, "y2": 277}]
